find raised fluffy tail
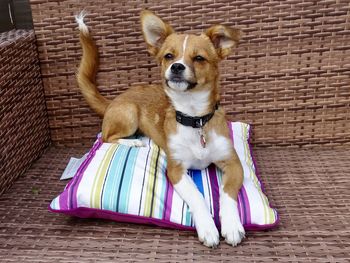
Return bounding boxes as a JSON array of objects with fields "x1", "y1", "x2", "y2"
[{"x1": 75, "y1": 11, "x2": 110, "y2": 116}]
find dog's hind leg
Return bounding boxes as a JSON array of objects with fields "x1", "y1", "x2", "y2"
[{"x1": 101, "y1": 102, "x2": 144, "y2": 146}]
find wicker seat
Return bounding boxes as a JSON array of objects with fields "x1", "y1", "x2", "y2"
[{"x1": 1, "y1": 1, "x2": 349, "y2": 262}]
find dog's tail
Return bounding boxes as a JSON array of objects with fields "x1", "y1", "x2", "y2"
[{"x1": 75, "y1": 11, "x2": 110, "y2": 117}]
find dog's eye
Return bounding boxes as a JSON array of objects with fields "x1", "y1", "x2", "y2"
[
  {"x1": 164, "y1": 53, "x2": 174, "y2": 60},
  {"x1": 193, "y1": 55, "x2": 206, "y2": 62}
]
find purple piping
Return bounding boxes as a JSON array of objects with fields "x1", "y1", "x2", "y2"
[
  {"x1": 48, "y1": 205, "x2": 279, "y2": 231},
  {"x1": 49, "y1": 205, "x2": 195, "y2": 231},
  {"x1": 71, "y1": 139, "x2": 103, "y2": 208},
  {"x1": 58, "y1": 139, "x2": 102, "y2": 210}
]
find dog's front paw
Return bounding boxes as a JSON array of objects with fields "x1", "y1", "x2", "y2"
[
  {"x1": 221, "y1": 215, "x2": 245, "y2": 246},
  {"x1": 193, "y1": 212, "x2": 220, "y2": 248},
  {"x1": 220, "y1": 193, "x2": 245, "y2": 246}
]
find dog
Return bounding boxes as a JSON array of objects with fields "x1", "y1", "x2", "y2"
[{"x1": 75, "y1": 10, "x2": 244, "y2": 247}]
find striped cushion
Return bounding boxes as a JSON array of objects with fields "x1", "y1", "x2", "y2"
[{"x1": 49, "y1": 122, "x2": 279, "y2": 230}]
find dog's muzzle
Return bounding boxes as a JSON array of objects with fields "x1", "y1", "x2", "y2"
[{"x1": 166, "y1": 62, "x2": 197, "y2": 90}]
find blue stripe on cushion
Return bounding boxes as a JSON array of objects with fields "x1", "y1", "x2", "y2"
[
  {"x1": 191, "y1": 169, "x2": 204, "y2": 196},
  {"x1": 101, "y1": 145, "x2": 127, "y2": 211},
  {"x1": 117, "y1": 147, "x2": 139, "y2": 213}
]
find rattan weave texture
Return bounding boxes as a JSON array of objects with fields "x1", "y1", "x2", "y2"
[
  {"x1": 0, "y1": 29, "x2": 50, "y2": 195},
  {"x1": 29, "y1": 0, "x2": 350, "y2": 147},
  {"x1": 0, "y1": 146, "x2": 349, "y2": 262}
]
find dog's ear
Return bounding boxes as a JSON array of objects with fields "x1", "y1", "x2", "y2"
[
  {"x1": 141, "y1": 10, "x2": 174, "y2": 56},
  {"x1": 205, "y1": 25, "x2": 241, "y2": 59}
]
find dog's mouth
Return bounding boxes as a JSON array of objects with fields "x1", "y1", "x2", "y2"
[{"x1": 166, "y1": 78, "x2": 197, "y2": 91}]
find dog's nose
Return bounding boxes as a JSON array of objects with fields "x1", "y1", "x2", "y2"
[{"x1": 171, "y1": 63, "x2": 186, "y2": 74}]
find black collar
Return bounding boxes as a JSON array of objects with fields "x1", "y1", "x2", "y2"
[{"x1": 175, "y1": 103, "x2": 219, "y2": 128}]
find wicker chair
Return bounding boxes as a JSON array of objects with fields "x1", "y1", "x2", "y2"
[{"x1": 1, "y1": 1, "x2": 349, "y2": 262}]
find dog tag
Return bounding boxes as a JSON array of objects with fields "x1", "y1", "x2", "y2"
[{"x1": 199, "y1": 128, "x2": 206, "y2": 148}]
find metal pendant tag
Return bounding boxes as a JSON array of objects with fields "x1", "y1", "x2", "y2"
[{"x1": 199, "y1": 128, "x2": 206, "y2": 148}]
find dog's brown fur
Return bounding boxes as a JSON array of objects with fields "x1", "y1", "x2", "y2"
[
  {"x1": 77, "y1": 26, "x2": 242, "y2": 191},
  {"x1": 77, "y1": 10, "x2": 244, "y2": 247}
]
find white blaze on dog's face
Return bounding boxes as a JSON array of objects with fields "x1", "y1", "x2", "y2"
[{"x1": 141, "y1": 10, "x2": 241, "y2": 94}]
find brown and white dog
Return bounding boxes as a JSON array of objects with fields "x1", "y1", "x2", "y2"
[{"x1": 75, "y1": 10, "x2": 244, "y2": 247}]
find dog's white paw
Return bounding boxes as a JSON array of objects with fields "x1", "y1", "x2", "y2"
[
  {"x1": 173, "y1": 174, "x2": 219, "y2": 248},
  {"x1": 117, "y1": 139, "x2": 145, "y2": 147},
  {"x1": 220, "y1": 192, "x2": 245, "y2": 246},
  {"x1": 193, "y1": 211, "x2": 220, "y2": 248},
  {"x1": 221, "y1": 215, "x2": 245, "y2": 246}
]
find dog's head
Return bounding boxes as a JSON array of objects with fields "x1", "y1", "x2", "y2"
[{"x1": 141, "y1": 10, "x2": 240, "y2": 93}]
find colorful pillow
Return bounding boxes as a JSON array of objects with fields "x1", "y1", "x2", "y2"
[{"x1": 49, "y1": 122, "x2": 279, "y2": 231}]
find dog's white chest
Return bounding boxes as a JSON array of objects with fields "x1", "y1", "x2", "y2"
[{"x1": 168, "y1": 125, "x2": 232, "y2": 170}]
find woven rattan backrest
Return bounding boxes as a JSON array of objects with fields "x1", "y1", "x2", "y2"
[
  {"x1": 30, "y1": 0, "x2": 350, "y2": 147},
  {"x1": 0, "y1": 30, "x2": 50, "y2": 194}
]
